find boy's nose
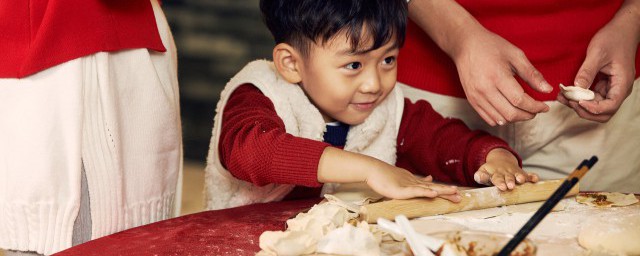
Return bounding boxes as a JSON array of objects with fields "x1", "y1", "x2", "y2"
[{"x1": 360, "y1": 73, "x2": 381, "y2": 94}]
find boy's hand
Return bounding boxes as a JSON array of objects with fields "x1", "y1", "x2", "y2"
[
  {"x1": 317, "y1": 147, "x2": 461, "y2": 202},
  {"x1": 365, "y1": 167, "x2": 462, "y2": 202},
  {"x1": 474, "y1": 148, "x2": 539, "y2": 191}
]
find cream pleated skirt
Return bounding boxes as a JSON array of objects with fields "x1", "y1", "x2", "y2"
[{"x1": 0, "y1": 1, "x2": 182, "y2": 255}]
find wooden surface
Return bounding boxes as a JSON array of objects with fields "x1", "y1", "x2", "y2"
[{"x1": 360, "y1": 180, "x2": 579, "y2": 223}]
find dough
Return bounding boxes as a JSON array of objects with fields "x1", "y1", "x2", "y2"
[
  {"x1": 258, "y1": 230, "x2": 316, "y2": 256},
  {"x1": 328, "y1": 182, "x2": 384, "y2": 205},
  {"x1": 578, "y1": 214, "x2": 640, "y2": 255},
  {"x1": 576, "y1": 192, "x2": 639, "y2": 208},
  {"x1": 260, "y1": 202, "x2": 363, "y2": 255},
  {"x1": 560, "y1": 83, "x2": 595, "y2": 101},
  {"x1": 317, "y1": 222, "x2": 382, "y2": 256},
  {"x1": 286, "y1": 203, "x2": 357, "y2": 239},
  {"x1": 420, "y1": 201, "x2": 566, "y2": 219}
]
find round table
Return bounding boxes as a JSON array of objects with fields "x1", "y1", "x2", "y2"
[{"x1": 54, "y1": 198, "x2": 321, "y2": 256}]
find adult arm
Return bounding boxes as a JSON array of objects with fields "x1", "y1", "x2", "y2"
[
  {"x1": 559, "y1": 0, "x2": 640, "y2": 122},
  {"x1": 407, "y1": 0, "x2": 552, "y2": 126}
]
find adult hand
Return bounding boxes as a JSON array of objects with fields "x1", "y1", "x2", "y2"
[
  {"x1": 408, "y1": 0, "x2": 553, "y2": 126},
  {"x1": 452, "y1": 28, "x2": 552, "y2": 126},
  {"x1": 557, "y1": 1, "x2": 640, "y2": 122}
]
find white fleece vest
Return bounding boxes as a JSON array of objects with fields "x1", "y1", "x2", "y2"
[{"x1": 204, "y1": 60, "x2": 405, "y2": 210}]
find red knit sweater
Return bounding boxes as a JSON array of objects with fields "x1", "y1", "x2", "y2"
[
  {"x1": 218, "y1": 84, "x2": 520, "y2": 200},
  {"x1": 398, "y1": 0, "x2": 640, "y2": 101},
  {"x1": 0, "y1": 0, "x2": 164, "y2": 78}
]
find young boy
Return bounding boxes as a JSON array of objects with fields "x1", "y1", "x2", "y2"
[{"x1": 205, "y1": 0, "x2": 538, "y2": 210}]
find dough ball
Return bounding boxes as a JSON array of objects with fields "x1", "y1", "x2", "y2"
[
  {"x1": 578, "y1": 214, "x2": 640, "y2": 255},
  {"x1": 259, "y1": 230, "x2": 316, "y2": 256},
  {"x1": 317, "y1": 223, "x2": 381, "y2": 256},
  {"x1": 560, "y1": 83, "x2": 595, "y2": 101}
]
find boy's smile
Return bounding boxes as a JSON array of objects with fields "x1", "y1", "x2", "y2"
[{"x1": 295, "y1": 32, "x2": 400, "y2": 125}]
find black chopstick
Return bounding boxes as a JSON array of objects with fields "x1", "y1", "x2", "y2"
[{"x1": 496, "y1": 155, "x2": 598, "y2": 256}]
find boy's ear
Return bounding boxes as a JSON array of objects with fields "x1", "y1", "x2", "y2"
[{"x1": 273, "y1": 43, "x2": 303, "y2": 84}]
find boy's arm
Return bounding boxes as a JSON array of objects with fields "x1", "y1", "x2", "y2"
[
  {"x1": 221, "y1": 85, "x2": 460, "y2": 200},
  {"x1": 318, "y1": 143, "x2": 459, "y2": 201},
  {"x1": 395, "y1": 98, "x2": 522, "y2": 187},
  {"x1": 220, "y1": 84, "x2": 329, "y2": 187}
]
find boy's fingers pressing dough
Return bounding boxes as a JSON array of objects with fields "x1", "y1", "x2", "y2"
[
  {"x1": 504, "y1": 174, "x2": 516, "y2": 189},
  {"x1": 411, "y1": 186, "x2": 438, "y2": 198},
  {"x1": 414, "y1": 184, "x2": 461, "y2": 202},
  {"x1": 515, "y1": 172, "x2": 527, "y2": 183},
  {"x1": 473, "y1": 169, "x2": 491, "y2": 185},
  {"x1": 491, "y1": 173, "x2": 507, "y2": 191},
  {"x1": 438, "y1": 194, "x2": 462, "y2": 203}
]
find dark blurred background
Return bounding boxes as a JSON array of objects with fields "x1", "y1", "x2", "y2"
[{"x1": 163, "y1": 0, "x2": 274, "y2": 162}]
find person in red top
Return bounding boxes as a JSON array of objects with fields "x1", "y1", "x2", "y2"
[
  {"x1": 204, "y1": 0, "x2": 539, "y2": 211},
  {"x1": 0, "y1": 1, "x2": 181, "y2": 255},
  {"x1": 399, "y1": 0, "x2": 640, "y2": 193}
]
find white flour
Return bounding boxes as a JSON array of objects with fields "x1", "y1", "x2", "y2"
[{"x1": 413, "y1": 198, "x2": 640, "y2": 255}]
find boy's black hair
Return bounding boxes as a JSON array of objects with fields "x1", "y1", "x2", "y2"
[{"x1": 260, "y1": 0, "x2": 408, "y2": 56}]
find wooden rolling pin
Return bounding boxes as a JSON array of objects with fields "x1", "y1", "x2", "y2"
[{"x1": 359, "y1": 179, "x2": 578, "y2": 223}]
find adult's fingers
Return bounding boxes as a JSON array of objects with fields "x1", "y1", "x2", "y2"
[
  {"x1": 469, "y1": 100, "x2": 497, "y2": 126},
  {"x1": 511, "y1": 50, "x2": 553, "y2": 93},
  {"x1": 472, "y1": 95, "x2": 515, "y2": 126},
  {"x1": 469, "y1": 78, "x2": 545, "y2": 125},
  {"x1": 496, "y1": 77, "x2": 549, "y2": 116},
  {"x1": 578, "y1": 79, "x2": 632, "y2": 117},
  {"x1": 556, "y1": 92, "x2": 571, "y2": 106},
  {"x1": 489, "y1": 88, "x2": 538, "y2": 123},
  {"x1": 574, "y1": 49, "x2": 605, "y2": 89},
  {"x1": 567, "y1": 100, "x2": 612, "y2": 122}
]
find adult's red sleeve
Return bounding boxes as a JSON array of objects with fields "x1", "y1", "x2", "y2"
[
  {"x1": 395, "y1": 98, "x2": 522, "y2": 187},
  {"x1": 218, "y1": 84, "x2": 330, "y2": 187}
]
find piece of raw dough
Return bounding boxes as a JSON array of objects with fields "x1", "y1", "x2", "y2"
[
  {"x1": 576, "y1": 192, "x2": 639, "y2": 208},
  {"x1": 560, "y1": 83, "x2": 595, "y2": 101},
  {"x1": 317, "y1": 222, "x2": 382, "y2": 256},
  {"x1": 329, "y1": 182, "x2": 384, "y2": 205},
  {"x1": 258, "y1": 230, "x2": 316, "y2": 256},
  {"x1": 259, "y1": 202, "x2": 362, "y2": 255},
  {"x1": 426, "y1": 201, "x2": 566, "y2": 219},
  {"x1": 578, "y1": 214, "x2": 640, "y2": 255},
  {"x1": 286, "y1": 203, "x2": 357, "y2": 239}
]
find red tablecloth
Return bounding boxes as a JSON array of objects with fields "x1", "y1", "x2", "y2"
[{"x1": 54, "y1": 198, "x2": 321, "y2": 256}]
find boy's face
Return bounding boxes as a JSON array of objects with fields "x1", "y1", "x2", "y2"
[{"x1": 297, "y1": 33, "x2": 399, "y2": 125}]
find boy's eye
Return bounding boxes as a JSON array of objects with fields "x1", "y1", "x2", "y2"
[
  {"x1": 345, "y1": 62, "x2": 362, "y2": 70},
  {"x1": 383, "y1": 56, "x2": 396, "y2": 65}
]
